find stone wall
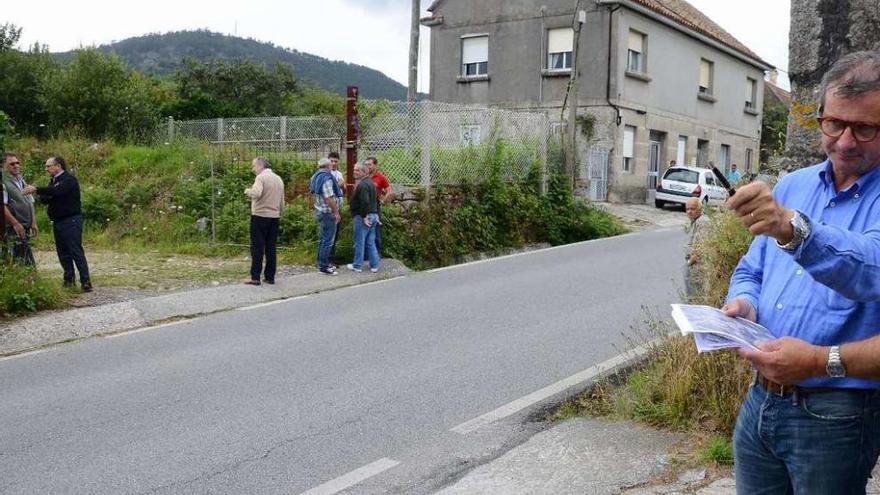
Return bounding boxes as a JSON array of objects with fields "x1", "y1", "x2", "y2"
[{"x1": 783, "y1": 0, "x2": 880, "y2": 170}]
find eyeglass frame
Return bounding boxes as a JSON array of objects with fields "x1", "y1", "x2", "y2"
[{"x1": 816, "y1": 116, "x2": 880, "y2": 143}]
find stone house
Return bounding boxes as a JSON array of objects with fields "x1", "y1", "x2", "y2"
[{"x1": 421, "y1": 0, "x2": 773, "y2": 203}]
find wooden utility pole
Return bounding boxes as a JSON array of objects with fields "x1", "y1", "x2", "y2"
[
  {"x1": 408, "y1": 0, "x2": 421, "y2": 102},
  {"x1": 565, "y1": 9, "x2": 586, "y2": 189}
]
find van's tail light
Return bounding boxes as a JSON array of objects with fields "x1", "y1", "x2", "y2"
[{"x1": 692, "y1": 185, "x2": 702, "y2": 197}]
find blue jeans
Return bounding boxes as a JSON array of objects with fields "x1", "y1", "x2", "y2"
[
  {"x1": 734, "y1": 381, "x2": 880, "y2": 494},
  {"x1": 316, "y1": 211, "x2": 337, "y2": 271},
  {"x1": 352, "y1": 214, "x2": 380, "y2": 270}
]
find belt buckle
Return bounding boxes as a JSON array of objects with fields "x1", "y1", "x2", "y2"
[{"x1": 774, "y1": 383, "x2": 787, "y2": 397}]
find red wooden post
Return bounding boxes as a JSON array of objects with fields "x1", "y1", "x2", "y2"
[{"x1": 345, "y1": 86, "x2": 360, "y2": 199}]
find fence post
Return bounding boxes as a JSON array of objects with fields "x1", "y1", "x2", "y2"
[
  {"x1": 540, "y1": 121, "x2": 549, "y2": 196},
  {"x1": 167, "y1": 116, "x2": 175, "y2": 142},
  {"x1": 280, "y1": 116, "x2": 287, "y2": 152},
  {"x1": 419, "y1": 104, "x2": 431, "y2": 191},
  {"x1": 216, "y1": 118, "x2": 224, "y2": 143}
]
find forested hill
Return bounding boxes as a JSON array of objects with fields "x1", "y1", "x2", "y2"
[{"x1": 54, "y1": 30, "x2": 406, "y2": 100}]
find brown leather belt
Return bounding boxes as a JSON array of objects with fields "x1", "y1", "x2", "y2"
[{"x1": 755, "y1": 373, "x2": 841, "y2": 396}]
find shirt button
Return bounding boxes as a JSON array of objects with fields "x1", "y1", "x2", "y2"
[
  {"x1": 796, "y1": 269, "x2": 803, "y2": 275},
  {"x1": 776, "y1": 303, "x2": 784, "y2": 310},
  {"x1": 855, "y1": 193, "x2": 860, "y2": 199},
  {"x1": 830, "y1": 201, "x2": 836, "y2": 207}
]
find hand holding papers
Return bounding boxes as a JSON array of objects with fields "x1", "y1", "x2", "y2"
[{"x1": 671, "y1": 304, "x2": 774, "y2": 353}]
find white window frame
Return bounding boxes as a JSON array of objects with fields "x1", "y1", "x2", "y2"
[
  {"x1": 461, "y1": 35, "x2": 489, "y2": 76},
  {"x1": 626, "y1": 30, "x2": 646, "y2": 73},
  {"x1": 699, "y1": 59, "x2": 714, "y2": 95},
  {"x1": 719, "y1": 144, "x2": 731, "y2": 172},
  {"x1": 623, "y1": 125, "x2": 636, "y2": 173},
  {"x1": 745, "y1": 78, "x2": 757, "y2": 109},
  {"x1": 745, "y1": 148, "x2": 753, "y2": 172},
  {"x1": 677, "y1": 136, "x2": 687, "y2": 166},
  {"x1": 547, "y1": 28, "x2": 574, "y2": 71}
]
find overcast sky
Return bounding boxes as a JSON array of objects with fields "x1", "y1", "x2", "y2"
[{"x1": 5, "y1": 0, "x2": 791, "y2": 91}]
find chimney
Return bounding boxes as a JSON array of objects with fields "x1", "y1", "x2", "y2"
[{"x1": 768, "y1": 69, "x2": 779, "y2": 86}]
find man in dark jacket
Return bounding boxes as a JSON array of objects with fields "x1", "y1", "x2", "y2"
[
  {"x1": 346, "y1": 162, "x2": 380, "y2": 273},
  {"x1": 23, "y1": 156, "x2": 92, "y2": 291}
]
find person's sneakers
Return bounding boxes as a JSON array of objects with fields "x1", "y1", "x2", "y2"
[
  {"x1": 370, "y1": 268, "x2": 380, "y2": 273},
  {"x1": 346, "y1": 264, "x2": 362, "y2": 273},
  {"x1": 263, "y1": 279, "x2": 275, "y2": 285},
  {"x1": 81, "y1": 282, "x2": 94, "y2": 293},
  {"x1": 320, "y1": 268, "x2": 339, "y2": 276},
  {"x1": 243, "y1": 279, "x2": 261, "y2": 286},
  {"x1": 63, "y1": 280, "x2": 75, "y2": 288}
]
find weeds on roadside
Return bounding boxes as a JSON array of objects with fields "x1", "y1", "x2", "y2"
[
  {"x1": 554, "y1": 207, "x2": 757, "y2": 438},
  {"x1": 0, "y1": 261, "x2": 67, "y2": 317}
]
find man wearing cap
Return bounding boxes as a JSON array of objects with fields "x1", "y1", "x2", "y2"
[{"x1": 309, "y1": 157, "x2": 342, "y2": 275}]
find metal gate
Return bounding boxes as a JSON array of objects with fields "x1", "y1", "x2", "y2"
[{"x1": 587, "y1": 147, "x2": 609, "y2": 201}]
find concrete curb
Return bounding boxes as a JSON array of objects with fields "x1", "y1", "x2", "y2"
[{"x1": 0, "y1": 261, "x2": 410, "y2": 357}]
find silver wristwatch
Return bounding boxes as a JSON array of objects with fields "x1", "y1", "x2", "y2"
[
  {"x1": 826, "y1": 345, "x2": 846, "y2": 378},
  {"x1": 777, "y1": 210, "x2": 812, "y2": 251}
]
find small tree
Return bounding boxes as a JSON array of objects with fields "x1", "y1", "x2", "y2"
[
  {"x1": 760, "y1": 98, "x2": 789, "y2": 164},
  {"x1": 0, "y1": 23, "x2": 22, "y2": 52}
]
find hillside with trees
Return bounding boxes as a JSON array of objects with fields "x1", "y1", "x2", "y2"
[{"x1": 54, "y1": 30, "x2": 406, "y2": 100}]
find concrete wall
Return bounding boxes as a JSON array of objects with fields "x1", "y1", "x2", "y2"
[{"x1": 428, "y1": 0, "x2": 612, "y2": 107}]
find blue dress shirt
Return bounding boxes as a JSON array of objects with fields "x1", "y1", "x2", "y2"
[{"x1": 727, "y1": 159, "x2": 880, "y2": 389}]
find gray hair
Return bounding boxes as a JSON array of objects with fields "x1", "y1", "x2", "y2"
[
  {"x1": 318, "y1": 157, "x2": 332, "y2": 168},
  {"x1": 253, "y1": 156, "x2": 271, "y2": 169},
  {"x1": 353, "y1": 162, "x2": 366, "y2": 174},
  {"x1": 819, "y1": 50, "x2": 880, "y2": 113}
]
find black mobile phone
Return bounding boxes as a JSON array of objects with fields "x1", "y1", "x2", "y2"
[{"x1": 712, "y1": 167, "x2": 736, "y2": 197}]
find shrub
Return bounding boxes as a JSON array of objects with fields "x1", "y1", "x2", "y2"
[
  {"x1": 80, "y1": 186, "x2": 121, "y2": 225},
  {"x1": 0, "y1": 263, "x2": 65, "y2": 317}
]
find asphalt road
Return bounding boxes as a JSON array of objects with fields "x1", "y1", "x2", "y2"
[{"x1": 0, "y1": 227, "x2": 685, "y2": 495}]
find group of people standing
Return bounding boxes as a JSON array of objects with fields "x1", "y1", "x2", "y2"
[
  {"x1": 243, "y1": 152, "x2": 391, "y2": 284},
  {"x1": 2, "y1": 153, "x2": 92, "y2": 291},
  {"x1": 307, "y1": 153, "x2": 390, "y2": 276}
]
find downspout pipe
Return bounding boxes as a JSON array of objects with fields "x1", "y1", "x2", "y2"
[{"x1": 606, "y1": 4, "x2": 622, "y2": 126}]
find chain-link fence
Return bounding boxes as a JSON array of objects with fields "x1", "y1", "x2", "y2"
[
  {"x1": 161, "y1": 103, "x2": 553, "y2": 249},
  {"x1": 166, "y1": 101, "x2": 551, "y2": 187},
  {"x1": 359, "y1": 101, "x2": 550, "y2": 186}
]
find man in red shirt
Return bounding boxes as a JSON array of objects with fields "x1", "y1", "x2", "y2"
[{"x1": 365, "y1": 157, "x2": 391, "y2": 254}]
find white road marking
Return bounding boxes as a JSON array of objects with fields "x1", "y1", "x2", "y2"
[
  {"x1": 237, "y1": 295, "x2": 311, "y2": 311},
  {"x1": 299, "y1": 458, "x2": 401, "y2": 495},
  {"x1": 425, "y1": 231, "x2": 645, "y2": 274},
  {"x1": 105, "y1": 320, "x2": 186, "y2": 338},
  {"x1": 451, "y1": 343, "x2": 654, "y2": 434}
]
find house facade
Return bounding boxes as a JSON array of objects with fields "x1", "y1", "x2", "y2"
[{"x1": 422, "y1": 0, "x2": 773, "y2": 203}]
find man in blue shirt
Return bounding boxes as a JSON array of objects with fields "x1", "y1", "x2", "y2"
[
  {"x1": 726, "y1": 163, "x2": 742, "y2": 183},
  {"x1": 722, "y1": 51, "x2": 880, "y2": 494}
]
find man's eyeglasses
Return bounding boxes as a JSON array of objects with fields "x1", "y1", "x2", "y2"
[
  {"x1": 7, "y1": 161, "x2": 20, "y2": 166},
  {"x1": 817, "y1": 117, "x2": 880, "y2": 143}
]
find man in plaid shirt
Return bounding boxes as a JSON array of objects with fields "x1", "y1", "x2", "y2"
[{"x1": 309, "y1": 158, "x2": 342, "y2": 275}]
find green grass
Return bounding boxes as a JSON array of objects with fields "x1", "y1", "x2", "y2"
[{"x1": 700, "y1": 436, "x2": 734, "y2": 466}]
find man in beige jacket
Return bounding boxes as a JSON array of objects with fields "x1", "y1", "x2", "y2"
[{"x1": 244, "y1": 157, "x2": 285, "y2": 285}]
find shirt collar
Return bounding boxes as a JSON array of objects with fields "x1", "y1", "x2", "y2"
[
  {"x1": 817, "y1": 158, "x2": 880, "y2": 195},
  {"x1": 54, "y1": 170, "x2": 65, "y2": 179}
]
